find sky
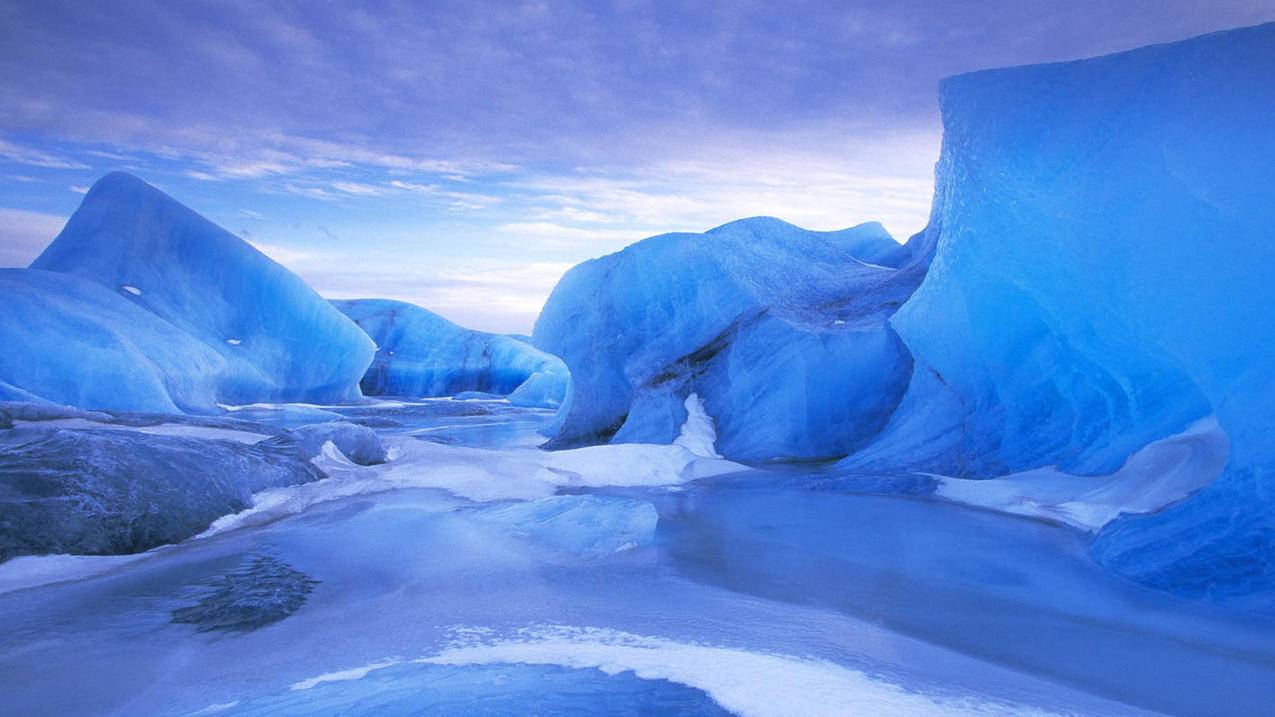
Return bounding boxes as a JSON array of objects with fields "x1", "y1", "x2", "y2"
[{"x1": 2, "y1": 1, "x2": 1273, "y2": 333}]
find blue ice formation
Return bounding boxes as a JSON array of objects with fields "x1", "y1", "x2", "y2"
[
  {"x1": 533, "y1": 217, "x2": 926, "y2": 461},
  {"x1": 0, "y1": 269, "x2": 226, "y2": 413},
  {"x1": 850, "y1": 23, "x2": 1275, "y2": 596},
  {"x1": 334, "y1": 298, "x2": 569, "y2": 407},
  {"x1": 20, "y1": 172, "x2": 374, "y2": 411}
]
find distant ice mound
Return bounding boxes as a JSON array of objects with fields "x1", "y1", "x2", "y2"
[
  {"x1": 28, "y1": 172, "x2": 374, "y2": 409},
  {"x1": 533, "y1": 217, "x2": 927, "y2": 461},
  {"x1": 334, "y1": 298, "x2": 569, "y2": 408},
  {"x1": 853, "y1": 23, "x2": 1275, "y2": 597}
]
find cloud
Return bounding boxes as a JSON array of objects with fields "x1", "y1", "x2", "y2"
[
  {"x1": 0, "y1": 208, "x2": 67, "y2": 266},
  {"x1": 0, "y1": 138, "x2": 89, "y2": 170}
]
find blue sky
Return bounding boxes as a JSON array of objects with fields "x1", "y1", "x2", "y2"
[{"x1": 3, "y1": 1, "x2": 1273, "y2": 332}]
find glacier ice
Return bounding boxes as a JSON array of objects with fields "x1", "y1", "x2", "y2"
[
  {"x1": 21, "y1": 172, "x2": 374, "y2": 411},
  {"x1": 854, "y1": 23, "x2": 1275, "y2": 596},
  {"x1": 533, "y1": 217, "x2": 927, "y2": 461},
  {"x1": 0, "y1": 269, "x2": 227, "y2": 413},
  {"x1": 334, "y1": 298, "x2": 569, "y2": 407}
]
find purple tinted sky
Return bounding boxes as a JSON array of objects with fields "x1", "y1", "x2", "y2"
[{"x1": 2, "y1": 0, "x2": 1273, "y2": 331}]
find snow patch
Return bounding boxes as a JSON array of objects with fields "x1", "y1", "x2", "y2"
[
  {"x1": 12, "y1": 417, "x2": 269, "y2": 445},
  {"x1": 673, "y1": 393, "x2": 722, "y2": 459},
  {"x1": 408, "y1": 625, "x2": 1058, "y2": 717},
  {"x1": 198, "y1": 438, "x2": 744, "y2": 537},
  {"x1": 936, "y1": 417, "x2": 1228, "y2": 531}
]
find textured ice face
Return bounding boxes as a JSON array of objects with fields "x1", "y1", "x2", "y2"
[
  {"x1": 866, "y1": 23, "x2": 1275, "y2": 596},
  {"x1": 334, "y1": 298, "x2": 569, "y2": 407},
  {"x1": 0, "y1": 425, "x2": 324, "y2": 560},
  {"x1": 25, "y1": 172, "x2": 375, "y2": 410},
  {"x1": 534, "y1": 216, "x2": 927, "y2": 461}
]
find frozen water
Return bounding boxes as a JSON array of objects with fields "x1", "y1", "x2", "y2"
[
  {"x1": 27, "y1": 172, "x2": 374, "y2": 410},
  {"x1": 534, "y1": 217, "x2": 927, "y2": 461},
  {"x1": 334, "y1": 298, "x2": 569, "y2": 407},
  {"x1": 1, "y1": 410, "x2": 1266, "y2": 716}
]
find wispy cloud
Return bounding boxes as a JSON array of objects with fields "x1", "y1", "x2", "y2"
[
  {"x1": 0, "y1": 138, "x2": 88, "y2": 170},
  {"x1": 0, "y1": 208, "x2": 67, "y2": 266}
]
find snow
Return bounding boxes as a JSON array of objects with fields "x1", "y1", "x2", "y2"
[
  {"x1": 13, "y1": 417, "x2": 270, "y2": 445},
  {"x1": 25, "y1": 172, "x2": 374, "y2": 411},
  {"x1": 534, "y1": 216, "x2": 927, "y2": 461},
  {"x1": 673, "y1": 393, "x2": 722, "y2": 459},
  {"x1": 416, "y1": 626, "x2": 1057, "y2": 717},
  {"x1": 334, "y1": 298, "x2": 568, "y2": 407},
  {"x1": 0, "y1": 552, "x2": 151, "y2": 595},
  {"x1": 200, "y1": 435, "x2": 744, "y2": 536},
  {"x1": 936, "y1": 418, "x2": 1228, "y2": 531}
]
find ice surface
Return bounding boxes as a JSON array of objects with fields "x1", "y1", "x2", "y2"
[
  {"x1": 534, "y1": 217, "x2": 927, "y2": 460},
  {"x1": 334, "y1": 298, "x2": 569, "y2": 407},
  {"x1": 27, "y1": 172, "x2": 374, "y2": 410},
  {"x1": 262, "y1": 422, "x2": 389, "y2": 465},
  {"x1": 468, "y1": 495, "x2": 659, "y2": 558},
  {"x1": 0, "y1": 425, "x2": 323, "y2": 559},
  {"x1": 855, "y1": 23, "x2": 1275, "y2": 596}
]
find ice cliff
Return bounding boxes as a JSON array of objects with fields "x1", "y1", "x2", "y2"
[
  {"x1": 334, "y1": 298, "x2": 568, "y2": 408},
  {"x1": 835, "y1": 24, "x2": 1273, "y2": 597}
]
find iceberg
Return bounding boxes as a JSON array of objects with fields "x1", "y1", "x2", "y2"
[
  {"x1": 25, "y1": 172, "x2": 374, "y2": 410},
  {"x1": 0, "y1": 269, "x2": 227, "y2": 413},
  {"x1": 334, "y1": 298, "x2": 568, "y2": 407},
  {"x1": 855, "y1": 23, "x2": 1275, "y2": 596},
  {"x1": 533, "y1": 217, "x2": 927, "y2": 461}
]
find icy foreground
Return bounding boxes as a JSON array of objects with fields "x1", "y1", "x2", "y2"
[
  {"x1": 333, "y1": 298, "x2": 569, "y2": 408},
  {"x1": 535, "y1": 217, "x2": 925, "y2": 460},
  {"x1": 1, "y1": 404, "x2": 1271, "y2": 717},
  {"x1": 4, "y1": 173, "x2": 374, "y2": 411}
]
